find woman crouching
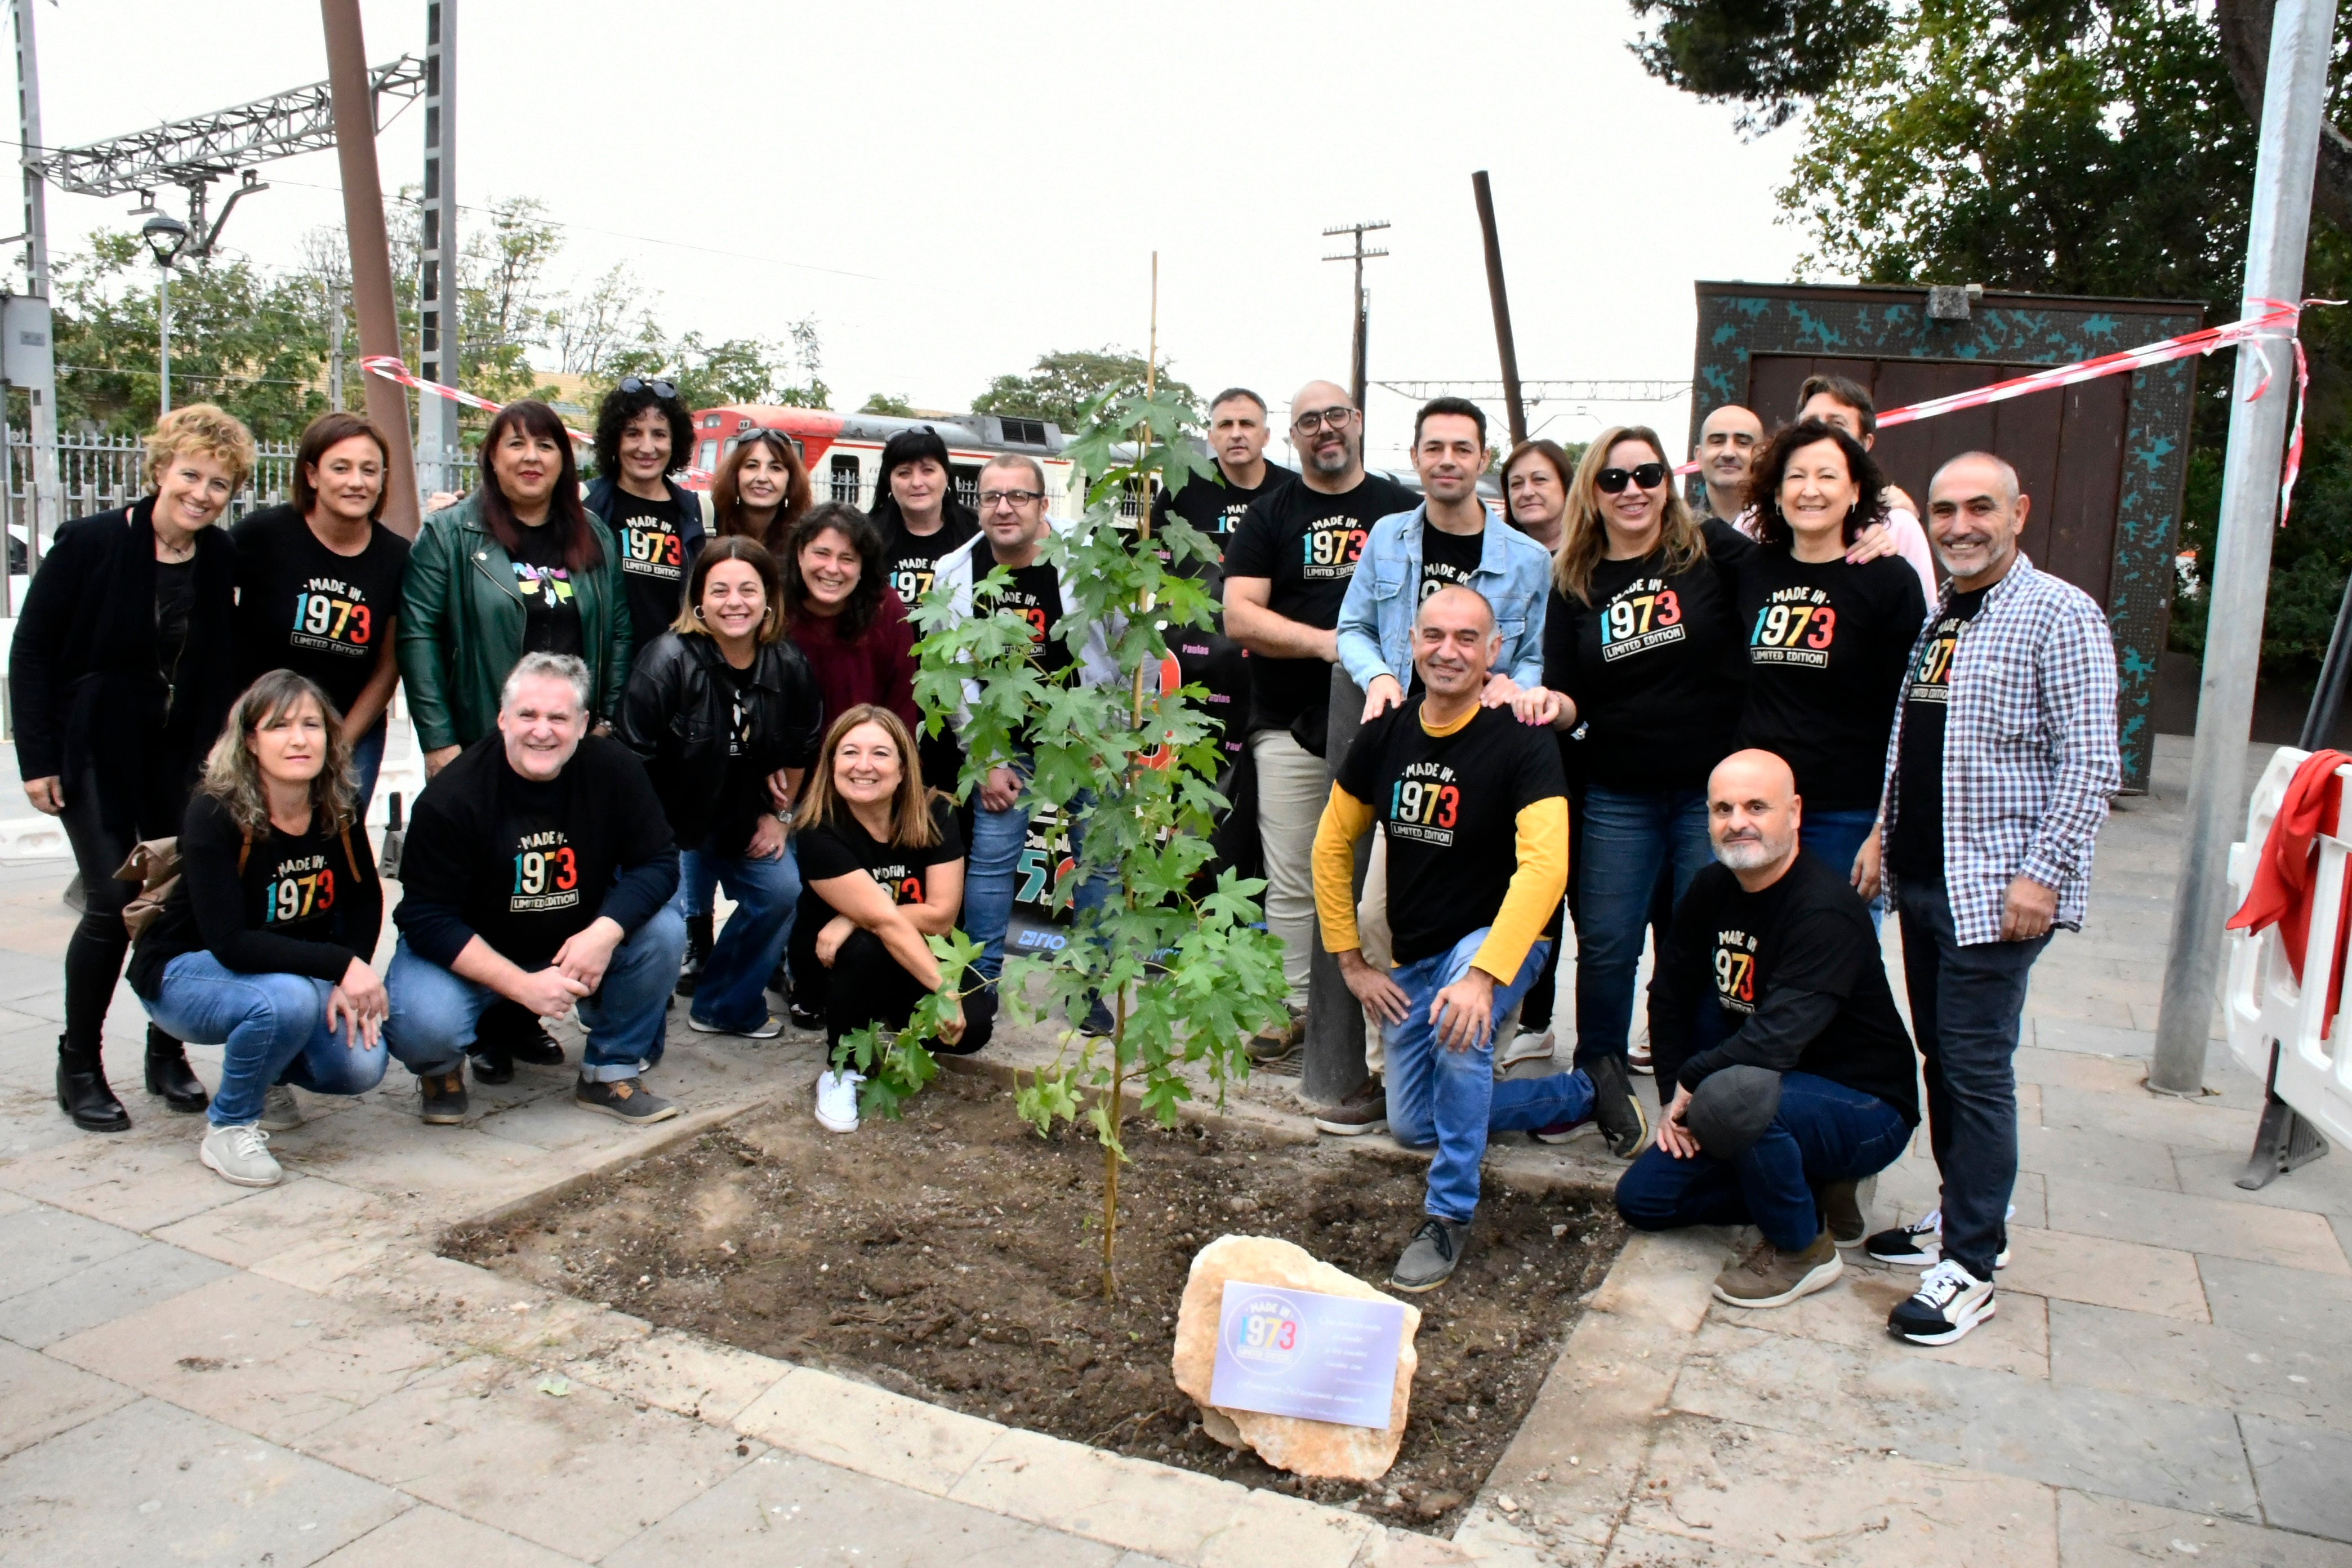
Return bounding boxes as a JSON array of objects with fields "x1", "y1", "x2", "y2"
[
  {"x1": 128, "y1": 671, "x2": 387, "y2": 1187},
  {"x1": 795, "y1": 706, "x2": 988, "y2": 1133}
]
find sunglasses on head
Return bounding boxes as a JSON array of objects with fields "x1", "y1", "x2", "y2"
[
  {"x1": 619, "y1": 375, "x2": 678, "y2": 400},
  {"x1": 1594, "y1": 463, "x2": 1668, "y2": 493}
]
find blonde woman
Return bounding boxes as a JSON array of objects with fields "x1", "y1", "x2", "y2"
[
  {"x1": 128, "y1": 670, "x2": 387, "y2": 1188},
  {"x1": 11, "y1": 403, "x2": 255, "y2": 1132},
  {"x1": 792, "y1": 705, "x2": 975, "y2": 1133}
]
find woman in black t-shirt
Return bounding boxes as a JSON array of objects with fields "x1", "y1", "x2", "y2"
[
  {"x1": 792, "y1": 706, "x2": 979, "y2": 1134},
  {"x1": 231, "y1": 412, "x2": 409, "y2": 814},
  {"x1": 583, "y1": 377, "x2": 706, "y2": 667},
  {"x1": 11, "y1": 404, "x2": 252, "y2": 1132},
  {"x1": 130, "y1": 671, "x2": 388, "y2": 1188},
  {"x1": 1732, "y1": 421, "x2": 1927, "y2": 919}
]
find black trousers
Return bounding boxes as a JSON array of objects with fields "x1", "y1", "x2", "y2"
[
  {"x1": 57, "y1": 770, "x2": 142, "y2": 1061},
  {"x1": 794, "y1": 919, "x2": 994, "y2": 1057}
]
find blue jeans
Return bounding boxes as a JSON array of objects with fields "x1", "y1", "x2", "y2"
[
  {"x1": 1387, "y1": 928, "x2": 1594, "y2": 1223},
  {"x1": 680, "y1": 849, "x2": 718, "y2": 921},
  {"x1": 680, "y1": 838, "x2": 799, "y2": 1032},
  {"x1": 1575, "y1": 786, "x2": 1713, "y2": 1069},
  {"x1": 1799, "y1": 807, "x2": 1883, "y2": 932},
  {"x1": 140, "y1": 951, "x2": 388, "y2": 1128},
  {"x1": 1614, "y1": 1071, "x2": 1911, "y2": 1251},
  {"x1": 349, "y1": 718, "x2": 387, "y2": 822},
  {"x1": 1894, "y1": 872, "x2": 2048, "y2": 1279},
  {"x1": 382, "y1": 906, "x2": 688, "y2": 1084},
  {"x1": 964, "y1": 777, "x2": 1110, "y2": 982}
]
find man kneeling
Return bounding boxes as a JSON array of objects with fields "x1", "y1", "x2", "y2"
[
  {"x1": 1317, "y1": 585, "x2": 1643, "y2": 1292},
  {"x1": 1616, "y1": 749, "x2": 1918, "y2": 1308},
  {"x1": 387, "y1": 653, "x2": 687, "y2": 1125}
]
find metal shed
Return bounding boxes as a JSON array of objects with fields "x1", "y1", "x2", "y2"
[{"x1": 1689, "y1": 280, "x2": 2206, "y2": 792}]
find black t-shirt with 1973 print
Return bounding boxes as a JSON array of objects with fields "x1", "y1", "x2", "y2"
[
  {"x1": 229, "y1": 504, "x2": 409, "y2": 716},
  {"x1": 609, "y1": 487, "x2": 698, "y2": 653},
  {"x1": 1890, "y1": 585, "x2": 1992, "y2": 879},
  {"x1": 795, "y1": 795, "x2": 965, "y2": 934},
  {"x1": 1337, "y1": 700, "x2": 1567, "y2": 966}
]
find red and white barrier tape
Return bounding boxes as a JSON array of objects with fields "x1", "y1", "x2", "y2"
[
  {"x1": 359, "y1": 354, "x2": 711, "y2": 483},
  {"x1": 1678, "y1": 298, "x2": 2337, "y2": 526}
]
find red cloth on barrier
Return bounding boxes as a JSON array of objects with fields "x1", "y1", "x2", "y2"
[{"x1": 2227, "y1": 749, "x2": 2352, "y2": 1036}]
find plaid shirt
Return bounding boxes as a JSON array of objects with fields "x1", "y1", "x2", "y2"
[{"x1": 1879, "y1": 554, "x2": 2120, "y2": 946}]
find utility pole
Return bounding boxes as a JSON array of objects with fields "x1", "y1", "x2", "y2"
[
  {"x1": 156, "y1": 266, "x2": 171, "y2": 415},
  {"x1": 320, "y1": 0, "x2": 420, "y2": 536},
  {"x1": 1322, "y1": 220, "x2": 1388, "y2": 413},
  {"x1": 1471, "y1": 171, "x2": 1527, "y2": 449},
  {"x1": 415, "y1": 0, "x2": 457, "y2": 498},
  {"x1": 10, "y1": 0, "x2": 59, "y2": 570},
  {"x1": 2152, "y1": 0, "x2": 2339, "y2": 1095},
  {"x1": 326, "y1": 278, "x2": 345, "y2": 411}
]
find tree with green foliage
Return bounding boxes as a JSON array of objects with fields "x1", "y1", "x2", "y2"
[
  {"x1": 972, "y1": 348, "x2": 1197, "y2": 429},
  {"x1": 832, "y1": 380, "x2": 1291, "y2": 1300},
  {"x1": 859, "y1": 392, "x2": 918, "y2": 417},
  {"x1": 1627, "y1": 0, "x2": 2352, "y2": 677},
  {"x1": 593, "y1": 317, "x2": 828, "y2": 421}
]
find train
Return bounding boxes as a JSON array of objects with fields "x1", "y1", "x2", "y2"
[{"x1": 687, "y1": 405, "x2": 1086, "y2": 518}]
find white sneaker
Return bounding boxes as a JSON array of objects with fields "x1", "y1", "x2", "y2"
[
  {"x1": 1888, "y1": 1258, "x2": 1995, "y2": 1344},
  {"x1": 1495, "y1": 1027, "x2": 1554, "y2": 1073},
  {"x1": 199, "y1": 1123, "x2": 282, "y2": 1188},
  {"x1": 1863, "y1": 1204, "x2": 2015, "y2": 1269},
  {"x1": 1627, "y1": 1037, "x2": 1655, "y2": 1076},
  {"x1": 258, "y1": 1085, "x2": 303, "y2": 1132},
  {"x1": 814, "y1": 1068, "x2": 864, "y2": 1134}
]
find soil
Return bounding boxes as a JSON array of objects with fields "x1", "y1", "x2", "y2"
[{"x1": 444, "y1": 1068, "x2": 1627, "y2": 1534}]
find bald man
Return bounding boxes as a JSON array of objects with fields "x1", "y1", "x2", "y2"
[
  {"x1": 1691, "y1": 404, "x2": 1765, "y2": 523},
  {"x1": 1223, "y1": 381, "x2": 1418, "y2": 1067},
  {"x1": 1316, "y1": 584, "x2": 1639, "y2": 1291},
  {"x1": 1615, "y1": 749, "x2": 1918, "y2": 1312}
]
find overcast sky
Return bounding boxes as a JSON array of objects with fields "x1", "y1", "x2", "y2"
[{"x1": 21, "y1": 0, "x2": 1814, "y2": 466}]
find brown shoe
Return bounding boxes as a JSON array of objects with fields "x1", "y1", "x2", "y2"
[
  {"x1": 1246, "y1": 1008, "x2": 1304, "y2": 1066},
  {"x1": 1312, "y1": 1077, "x2": 1388, "y2": 1136},
  {"x1": 1820, "y1": 1179, "x2": 1867, "y2": 1247},
  {"x1": 1712, "y1": 1229, "x2": 1842, "y2": 1309}
]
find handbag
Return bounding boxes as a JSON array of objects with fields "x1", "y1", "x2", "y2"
[{"x1": 114, "y1": 821, "x2": 278, "y2": 939}]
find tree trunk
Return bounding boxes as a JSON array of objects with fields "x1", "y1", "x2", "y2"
[{"x1": 2216, "y1": 0, "x2": 2352, "y2": 234}]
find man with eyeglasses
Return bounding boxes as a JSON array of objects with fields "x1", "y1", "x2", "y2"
[
  {"x1": 933, "y1": 454, "x2": 1119, "y2": 1015},
  {"x1": 1223, "y1": 382, "x2": 1417, "y2": 1059},
  {"x1": 1691, "y1": 404, "x2": 1765, "y2": 523}
]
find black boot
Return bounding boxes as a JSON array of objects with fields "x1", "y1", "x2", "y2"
[
  {"x1": 56, "y1": 1036, "x2": 129, "y2": 1133},
  {"x1": 144, "y1": 1024, "x2": 210, "y2": 1114},
  {"x1": 676, "y1": 915, "x2": 713, "y2": 996}
]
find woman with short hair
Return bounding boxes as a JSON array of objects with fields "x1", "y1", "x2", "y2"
[
  {"x1": 12, "y1": 403, "x2": 253, "y2": 1130},
  {"x1": 130, "y1": 671, "x2": 387, "y2": 1187},
  {"x1": 231, "y1": 411, "x2": 408, "y2": 814},
  {"x1": 794, "y1": 706, "x2": 979, "y2": 1134},
  {"x1": 617, "y1": 538, "x2": 822, "y2": 1037},
  {"x1": 712, "y1": 427, "x2": 814, "y2": 557},
  {"x1": 398, "y1": 398, "x2": 630, "y2": 1080},
  {"x1": 584, "y1": 376, "x2": 706, "y2": 664}
]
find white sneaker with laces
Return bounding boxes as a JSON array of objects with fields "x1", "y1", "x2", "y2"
[
  {"x1": 814, "y1": 1068, "x2": 864, "y2": 1134},
  {"x1": 1862, "y1": 1204, "x2": 2014, "y2": 1269},
  {"x1": 1495, "y1": 1028, "x2": 1554, "y2": 1073},
  {"x1": 259, "y1": 1085, "x2": 302, "y2": 1131},
  {"x1": 1889, "y1": 1258, "x2": 1995, "y2": 1344},
  {"x1": 199, "y1": 1123, "x2": 282, "y2": 1187}
]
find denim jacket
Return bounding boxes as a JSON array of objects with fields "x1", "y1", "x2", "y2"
[{"x1": 1335, "y1": 503, "x2": 1551, "y2": 692}]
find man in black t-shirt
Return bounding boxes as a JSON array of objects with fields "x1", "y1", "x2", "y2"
[
  {"x1": 1223, "y1": 380, "x2": 1417, "y2": 1036},
  {"x1": 386, "y1": 654, "x2": 685, "y2": 1127},
  {"x1": 1615, "y1": 749, "x2": 1918, "y2": 1311},
  {"x1": 1314, "y1": 586, "x2": 1624, "y2": 1292}
]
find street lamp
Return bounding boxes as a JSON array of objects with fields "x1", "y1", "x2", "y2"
[{"x1": 140, "y1": 212, "x2": 190, "y2": 415}]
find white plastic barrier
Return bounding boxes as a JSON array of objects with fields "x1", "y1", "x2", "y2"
[{"x1": 2223, "y1": 745, "x2": 2352, "y2": 1153}]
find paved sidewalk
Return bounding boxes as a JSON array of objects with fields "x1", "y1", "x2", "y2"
[{"x1": 3, "y1": 732, "x2": 2350, "y2": 1566}]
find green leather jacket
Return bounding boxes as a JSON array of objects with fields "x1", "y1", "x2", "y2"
[{"x1": 395, "y1": 492, "x2": 634, "y2": 750}]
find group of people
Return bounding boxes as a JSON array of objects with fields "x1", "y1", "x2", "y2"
[{"x1": 12, "y1": 363, "x2": 2119, "y2": 1351}]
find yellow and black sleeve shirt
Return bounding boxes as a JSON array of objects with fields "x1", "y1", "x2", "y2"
[{"x1": 1313, "y1": 700, "x2": 1569, "y2": 983}]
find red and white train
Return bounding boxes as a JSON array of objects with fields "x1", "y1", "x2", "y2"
[{"x1": 687, "y1": 404, "x2": 1085, "y2": 519}]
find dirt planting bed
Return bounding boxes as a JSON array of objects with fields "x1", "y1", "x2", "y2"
[{"x1": 444, "y1": 1068, "x2": 1626, "y2": 1533}]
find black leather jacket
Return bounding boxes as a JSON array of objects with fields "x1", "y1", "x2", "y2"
[{"x1": 615, "y1": 630, "x2": 823, "y2": 853}]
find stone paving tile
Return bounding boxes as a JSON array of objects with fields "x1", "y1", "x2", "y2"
[
  {"x1": 0, "y1": 1338, "x2": 134, "y2": 1459},
  {"x1": 0, "y1": 1187, "x2": 28, "y2": 1218},
  {"x1": 2044, "y1": 1175, "x2": 2352, "y2": 1274},
  {"x1": 734, "y1": 1366, "x2": 1003, "y2": 1498},
  {"x1": 300, "y1": 1352, "x2": 752, "y2": 1561},
  {"x1": 1671, "y1": 1320, "x2": 2259, "y2": 1518},
  {"x1": 1874, "y1": 1157, "x2": 2051, "y2": 1231},
  {"x1": 2014, "y1": 1120, "x2": 2186, "y2": 1190},
  {"x1": 2054, "y1": 1490, "x2": 2352, "y2": 1568},
  {"x1": 561, "y1": 1325, "x2": 789, "y2": 1426},
  {"x1": 1601, "y1": 1522, "x2": 1790, "y2": 1567},
  {"x1": 2243, "y1": 1416, "x2": 2352, "y2": 1544},
  {"x1": 0, "y1": 1126, "x2": 254, "y2": 1232},
  {"x1": 2031, "y1": 1019, "x2": 2158, "y2": 1057},
  {"x1": 2199, "y1": 1255, "x2": 2352, "y2": 1343},
  {"x1": 45, "y1": 1268, "x2": 452, "y2": 1444},
  {"x1": 0, "y1": 1235, "x2": 233, "y2": 1348},
  {"x1": 2046, "y1": 1300, "x2": 2351, "y2": 1432},
  {"x1": 1994, "y1": 1225, "x2": 2211, "y2": 1321},
  {"x1": 313, "y1": 1502, "x2": 590, "y2": 1566},
  {"x1": 0, "y1": 1200, "x2": 143, "y2": 1295},
  {"x1": 599, "y1": 1446, "x2": 1129, "y2": 1567},
  {"x1": 2038, "y1": 1084, "x2": 2262, "y2": 1156},
  {"x1": 0, "y1": 1395, "x2": 408, "y2": 1568},
  {"x1": 2174, "y1": 1146, "x2": 2352, "y2": 1219},
  {"x1": 1622, "y1": 1414, "x2": 2059, "y2": 1568},
  {"x1": 149, "y1": 1174, "x2": 395, "y2": 1267},
  {"x1": 1731, "y1": 1267, "x2": 2051, "y2": 1380},
  {"x1": 268, "y1": 1102, "x2": 567, "y2": 1208}
]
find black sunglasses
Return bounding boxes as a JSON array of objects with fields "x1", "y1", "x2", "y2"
[
  {"x1": 619, "y1": 375, "x2": 678, "y2": 400},
  {"x1": 1594, "y1": 463, "x2": 1668, "y2": 493}
]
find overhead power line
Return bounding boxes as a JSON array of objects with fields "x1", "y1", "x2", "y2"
[{"x1": 1374, "y1": 378, "x2": 1692, "y2": 403}]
